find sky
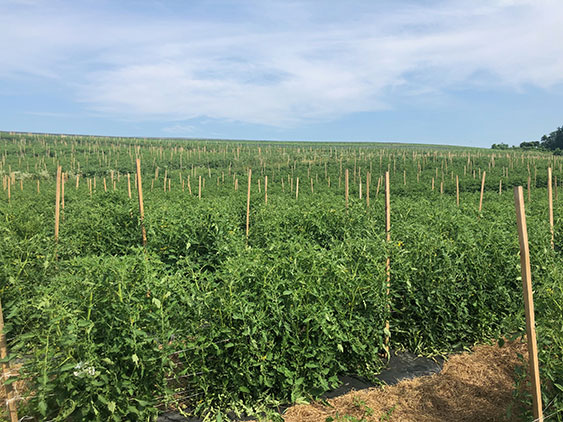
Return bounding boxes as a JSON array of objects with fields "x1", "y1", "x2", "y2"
[{"x1": 1, "y1": 0, "x2": 563, "y2": 147}]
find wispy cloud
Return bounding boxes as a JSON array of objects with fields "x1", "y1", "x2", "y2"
[{"x1": 2, "y1": 0, "x2": 563, "y2": 127}]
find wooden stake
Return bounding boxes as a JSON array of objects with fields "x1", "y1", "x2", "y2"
[
  {"x1": 54, "y1": 166, "x2": 61, "y2": 242},
  {"x1": 366, "y1": 172, "x2": 370, "y2": 209},
  {"x1": 127, "y1": 173, "x2": 132, "y2": 199},
  {"x1": 61, "y1": 172, "x2": 65, "y2": 210},
  {"x1": 513, "y1": 186, "x2": 543, "y2": 422},
  {"x1": 246, "y1": 169, "x2": 251, "y2": 238},
  {"x1": 548, "y1": 168, "x2": 554, "y2": 248},
  {"x1": 265, "y1": 176, "x2": 268, "y2": 204},
  {"x1": 456, "y1": 175, "x2": 459, "y2": 207},
  {"x1": 135, "y1": 159, "x2": 147, "y2": 246},
  {"x1": 479, "y1": 171, "x2": 486, "y2": 213},
  {"x1": 295, "y1": 177, "x2": 299, "y2": 200},
  {"x1": 0, "y1": 300, "x2": 19, "y2": 422},
  {"x1": 198, "y1": 175, "x2": 202, "y2": 199},
  {"x1": 345, "y1": 169, "x2": 349, "y2": 209},
  {"x1": 384, "y1": 171, "x2": 391, "y2": 353}
]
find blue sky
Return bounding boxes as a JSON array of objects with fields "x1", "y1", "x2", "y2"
[{"x1": 1, "y1": 0, "x2": 563, "y2": 147}]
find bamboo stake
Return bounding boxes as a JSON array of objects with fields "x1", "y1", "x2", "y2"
[
  {"x1": 548, "y1": 168, "x2": 554, "y2": 248},
  {"x1": 135, "y1": 159, "x2": 147, "y2": 246},
  {"x1": 265, "y1": 176, "x2": 268, "y2": 204},
  {"x1": 479, "y1": 171, "x2": 486, "y2": 213},
  {"x1": 246, "y1": 169, "x2": 251, "y2": 238},
  {"x1": 36, "y1": 179, "x2": 40, "y2": 194},
  {"x1": 76, "y1": 174, "x2": 79, "y2": 189},
  {"x1": 295, "y1": 177, "x2": 299, "y2": 200},
  {"x1": 499, "y1": 178, "x2": 502, "y2": 195},
  {"x1": 54, "y1": 166, "x2": 61, "y2": 242},
  {"x1": 0, "y1": 300, "x2": 18, "y2": 422},
  {"x1": 513, "y1": 186, "x2": 543, "y2": 422}
]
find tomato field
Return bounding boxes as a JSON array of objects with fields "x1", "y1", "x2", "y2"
[{"x1": 0, "y1": 132, "x2": 562, "y2": 421}]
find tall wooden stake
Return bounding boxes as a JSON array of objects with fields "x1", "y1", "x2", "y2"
[
  {"x1": 456, "y1": 175, "x2": 460, "y2": 207},
  {"x1": 548, "y1": 168, "x2": 554, "y2": 248},
  {"x1": 514, "y1": 186, "x2": 543, "y2": 422},
  {"x1": 136, "y1": 159, "x2": 147, "y2": 246},
  {"x1": 265, "y1": 175, "x2": 268, "y2": 204},
  {"x1": 479, "y1": 171, "x2": 486, "y2": 213},
  {"x1": 366, "y1": 172, "x2": 370, "y2": 209},
  {"x1": 54, "y1": 166, "x2": 61, "y2": 242},
  {"x1": 345, "y1": 169, "x2": 349, "y2": 209},
  {"x1": 295, "y1": 177, "x2": 299, "y2": 200},
  {"x1": 0, "y1": 300, "x2": 18, "y2": 422},
  {"x1": 127, "y1": 173, "x2": 132, "y2": 199},
  {"x1": 246, "y1": 169, "x2": 251, "y2": 238},
  {"x1": 384, "y1": 171, "x2": 391, "y2": 353}
]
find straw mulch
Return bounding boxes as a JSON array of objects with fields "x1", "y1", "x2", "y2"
[{"x1": 282, "y1": 341, "x2": 527, "y2": 422}]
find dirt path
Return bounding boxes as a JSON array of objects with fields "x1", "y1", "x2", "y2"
[{"x1": 282, "y1": 341, "x2": 526, "y2": 422}]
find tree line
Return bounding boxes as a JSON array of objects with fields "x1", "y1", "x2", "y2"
[{"x1": 492, "y1": 125, "x2": 563, "y2": 154}]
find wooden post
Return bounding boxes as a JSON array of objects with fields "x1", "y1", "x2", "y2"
[
  {"x1": 0, "y1": 300, "x2": 19, "y2": 422},
  {"x1": 456, "y1": 175, "x2": 459, "y2": 207},
  {"x1": 36, "y1": 179, "x2": 40, "y2": 194},
  {"x1": 61, "y1": 172, "x2": 65, "y2": 210},
  {"x1": 135, "y1": 159, "x2": 147, "y2": 246},
  {"x1": 345, "y1": 169, "x2": 349, "y2": 209},
  {"x1": 527, "y1": 175, "x2": 531, "y2": 202},
  {"x1": 384, "y1": 171, "x2": 391, "y2": 353},
  {"x1": 513, "y1": 186, "x2": 543, "y2": 422},
  {"x1": 548, "y1": 168, "x2": 554, "y2": 248},
  {"x1": 376, "y1": 176, "x2": 381, "y2": 197},
  {"x1": 479, "y1": 171, "x2": 486, "y2": 213},
  {"x1": 295, "y1": 177, "x2": 299, "y2": 200},
  {"x1": 54, "y1": 166, "x2": 61, "y2": 242},
  {"x1": 127, "y1": 173, "x2": 132, "y2": 199},
  {"x1": 265, "y1": 176, "x2": 268, "y2": 204},
  {"x1": 499, "y1": 178, "x2": 502, "y2": 195},
  {"x1": 198, "y1": 175, "x2": 202, "y2": 199},
  {"x1": 76, "y1": 174, "x2": 79, "y2": 189},
  {"x1": 246, "y1": 169, "x2": 251, "y2": 238},
  {"x1": 366, "y1": 172, "x2": 370, "y2": 209}
]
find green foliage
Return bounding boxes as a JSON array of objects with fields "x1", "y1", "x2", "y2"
[{"x1": 0, "y1": 133, "x2": 562, "y2": 420}]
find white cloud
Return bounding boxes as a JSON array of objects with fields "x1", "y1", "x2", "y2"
[{"x1": 2, "y1": 0, "x2": 563, "y2": 126}]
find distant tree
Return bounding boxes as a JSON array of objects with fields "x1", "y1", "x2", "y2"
[
  {"x1": 540, "y1": 126, "x2": 563, "y2": 151},
  {"x1": 520, "y1": 141, "x2": 541, "y2": 149},
  {"x1": 491, "y1": 143, "x2": 509, "y2": 150}
]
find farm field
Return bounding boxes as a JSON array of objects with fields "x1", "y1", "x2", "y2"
[{"x1": 0, "y1": 132, "x2": 562, "y2": 421}]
